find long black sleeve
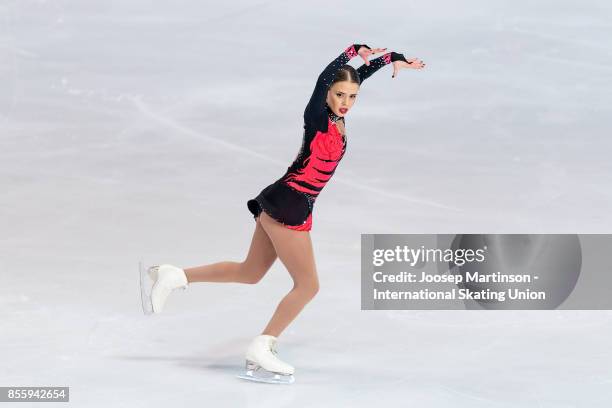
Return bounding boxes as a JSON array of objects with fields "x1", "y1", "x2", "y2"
[
  {"x1": 356, "y1": 51, "x2": 408, "y2": 82},
  {"x1": 356, "y1": 53, "x2": 391, "y2": 82},
  {"x1": 303, "y1": 44, "x2": 366, "y2": 128}
]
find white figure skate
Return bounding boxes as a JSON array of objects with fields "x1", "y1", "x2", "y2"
[
  {"x1": 139, "y1": 262, "x2": 188, "y2": 315},
  {"x1": 236, "y1": 335, "x2": 295, "y2": 384}
]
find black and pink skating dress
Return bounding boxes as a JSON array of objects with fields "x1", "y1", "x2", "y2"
[{"x1": 247, "y1": 43, "x2": 400, "y2": 231}]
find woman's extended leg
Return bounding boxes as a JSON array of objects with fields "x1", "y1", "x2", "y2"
[
  {"x1": 257, "y1": 211, "x2": 319, "y2": 338},
  {"x1": 183, "y1": 217, "x2": 277, "y2": 284}
]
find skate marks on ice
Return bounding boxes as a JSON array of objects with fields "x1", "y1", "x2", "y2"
[{"x1": 130, "y1": 96, "x2": 281, "y2": 164}]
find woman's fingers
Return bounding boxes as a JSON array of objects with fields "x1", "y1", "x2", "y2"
[
  {"x1": 390, "y1": 57, "x2": 427, "y2": 77},
  {"x1": 358, "y1": 46, "x2": 372, "y2": 65},
  {"x1": 358, "y1": 46, "x2": 392, "y2": 65},
  {"x1": 405, "y1": 58, "x2": 426, "y2": 69},
  {"x1": 361, "y1": 47, "x2": 387, "y2": 65}
]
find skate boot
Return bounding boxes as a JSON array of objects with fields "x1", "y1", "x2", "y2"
[
  {"x1": 236, "y1": 334, "x2": 295, "y2": 384},
  {"x1": 139, "y1": 261, "x2": 188, "y2": 315}
]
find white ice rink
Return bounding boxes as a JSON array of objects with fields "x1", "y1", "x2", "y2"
[{"x1": 1, "y1": 0, "x2": 612, "y2": 406}]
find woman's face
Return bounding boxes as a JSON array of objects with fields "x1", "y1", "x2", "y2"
[{"x1": 326, "y1": 81, "x2": 360, "y2": 117}]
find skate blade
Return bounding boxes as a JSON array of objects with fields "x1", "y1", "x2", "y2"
[
  {"x1": 236, "y1": 370, "x2": 295, "y2": 384},
  {"x1": 139, "y1": 261, "x2": 154, "y2": 315}
]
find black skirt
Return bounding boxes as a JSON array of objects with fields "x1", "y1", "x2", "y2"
[{"x1": 247, "y1": 180, "x2": 315, "y2": 230}]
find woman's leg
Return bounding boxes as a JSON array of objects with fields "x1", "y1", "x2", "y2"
[
  {"x1": 257, "y1": 211, "x2": 319, "y2": 338},
  {"x1": 183, "y1": 217, "x2": 277, "y2": 284}
]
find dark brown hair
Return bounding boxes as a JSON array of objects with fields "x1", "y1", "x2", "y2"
[{"x1": 331, "y1": 65, "x2": 361, "y2": 86}]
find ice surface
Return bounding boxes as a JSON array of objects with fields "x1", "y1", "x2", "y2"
[{"x1": 1, "y1": 0, "x2": 612, "y2": 406}]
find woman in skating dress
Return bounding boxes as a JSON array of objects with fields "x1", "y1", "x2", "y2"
[{"x1": 140, "y1": 43, "x2": 425, "y2": 384}]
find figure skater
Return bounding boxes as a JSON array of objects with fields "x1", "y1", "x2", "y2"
[{"x1": 139, "y1": 43, "x2": 425, "y2": 384}]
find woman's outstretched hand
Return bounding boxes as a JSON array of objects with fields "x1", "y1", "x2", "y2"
[
  {"x1": 357, "y1": 45, "x2": 388, "y2": 66},
  {"x1": 391, "y1": 53, "x2": 426, "y2": 78}
]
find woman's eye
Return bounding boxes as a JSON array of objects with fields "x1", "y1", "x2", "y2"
[
  {"x1": 351, "y1": 95, "x2": 357, "y2": 99},
  {"x1": 336, "y1": 93, "x2": 342, "y2": 97}
]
